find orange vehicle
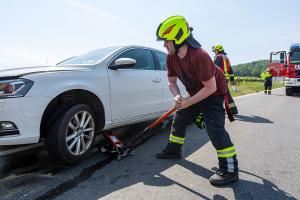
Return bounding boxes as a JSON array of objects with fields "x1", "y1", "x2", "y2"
[{"x1": 268, "y1": 43, "x2": 300, "y2": 96}]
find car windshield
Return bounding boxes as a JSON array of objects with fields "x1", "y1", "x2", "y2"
[
  {"x1": 57, "y1": 47, "x2": 119, "y2": 65},
  {"x1": 290, "y1": 51, "x2": 300, "y2": 64}
]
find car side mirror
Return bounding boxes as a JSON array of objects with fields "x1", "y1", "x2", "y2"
[{"x1": 109, "y1": 58, "x2": 136, "y2": 70}]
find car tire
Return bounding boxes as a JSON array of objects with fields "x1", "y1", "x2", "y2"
[
  {"x1": 45, "y1": 104, "x2": 96, "y2": 164},
  {"x1": 286, "y1": 87, "x2": 293, "y2": 96}
]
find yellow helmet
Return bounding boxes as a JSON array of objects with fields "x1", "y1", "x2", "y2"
[
  {"x1": 213, "y1": 44, "x2": 224, "y2": 52},
  {"x1": 156, "y1": 15, "x2": 190, "y2": 45}
]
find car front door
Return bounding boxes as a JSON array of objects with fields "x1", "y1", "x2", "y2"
[
  {"x1": 108, "y1": 48, "x2": 163, "y2": 126},
  {"x1": 153, "y1": 50, "x2": 186, "y2": 111}
]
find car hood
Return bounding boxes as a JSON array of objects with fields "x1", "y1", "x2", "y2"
[{"x1": 0, "y1": 65, "x2": 92, "y2": 78}]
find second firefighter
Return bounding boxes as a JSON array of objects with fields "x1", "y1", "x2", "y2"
[
  {"x1": 212, "y1": 45, "x2": 238, "y2": 115},
  {"x1": 261, "y1": 68, "x2": 273, "y2": 95}
]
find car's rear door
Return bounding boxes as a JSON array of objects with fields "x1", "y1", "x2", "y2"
[{"x1": 108, "y1": 48, "x2": 163, "y2": 126}]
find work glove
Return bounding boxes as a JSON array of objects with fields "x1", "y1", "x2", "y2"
[{"x1": 194, "y1": 112, "x2": 206, "y2": 129}]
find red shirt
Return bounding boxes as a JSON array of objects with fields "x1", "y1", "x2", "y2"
[{"x1": 167, "y1": 47, "x2": 228, "y2": 96}]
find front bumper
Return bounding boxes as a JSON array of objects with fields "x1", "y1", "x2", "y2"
[
  {"x1": 285, "y1": 78, "x2": 300, "y2": 87},
  {"x1": 0, "y1": 96, "x2": 51, "y2": 145}
]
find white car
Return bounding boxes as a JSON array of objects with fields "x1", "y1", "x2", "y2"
[{"x1": 0, "y1": 46, "x2": 184, "y2": 164}]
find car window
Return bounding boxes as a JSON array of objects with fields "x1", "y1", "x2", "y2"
[
  {"x1": 57, "y1": 47, "x2": 119, "y2": 65},
  {"x1": 115, "y1": 49, "x2": 155, "y2": 70},
  {"x1": 154, "y1": 51, "x2": 167, "y2": 71}
]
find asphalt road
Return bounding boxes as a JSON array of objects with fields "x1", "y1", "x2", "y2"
[{"x1": 0, "y1": 88, "x2": 299, "y2": 200}]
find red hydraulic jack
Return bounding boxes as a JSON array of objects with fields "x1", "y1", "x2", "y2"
[{"x1": 101, "y1": 107, "x2": 176, "y2": 160}]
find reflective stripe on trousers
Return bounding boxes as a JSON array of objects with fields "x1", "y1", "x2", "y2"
[
  {"x1": 217, "y1": 146, "x2": 237, "y2": 173},
  {"x1": 169, "y1": 134, "x2": 185, "y2": 145},
  {"x1": 217, "y1": 146, "x2": 236, "y2": 158}
]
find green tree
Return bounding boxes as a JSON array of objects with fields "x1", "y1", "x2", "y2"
[{"x1": 232, "y1": 60, "x2": 269, "y2": 77}]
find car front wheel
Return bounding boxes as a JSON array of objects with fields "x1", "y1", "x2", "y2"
[{"x1": 45, "y1": 104, "x2": 96, "y2": 164}]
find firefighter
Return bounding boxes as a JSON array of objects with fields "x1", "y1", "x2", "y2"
[
  {"x1": 212, "y1": 45, "x2": 238, "y2": 115},
  {"x1": 261, "y1": 68, "x2": 273, "y2": 95},
  {"x1": 156, "y1": 15, "x2": 239, "y2": 186}
]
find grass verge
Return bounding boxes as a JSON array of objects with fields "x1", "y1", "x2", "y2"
[{"x1": 229, "y1": 81, "x2": 285, "y2": 97}]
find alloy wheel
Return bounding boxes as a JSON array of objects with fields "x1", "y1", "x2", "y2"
[{"x1": 65, "y1": 111, "x2": 95, "y2": 156}]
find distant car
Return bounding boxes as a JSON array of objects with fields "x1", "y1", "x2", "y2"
[{"x1": 0, "y1": 46, "x2": 184, "y2": 164}]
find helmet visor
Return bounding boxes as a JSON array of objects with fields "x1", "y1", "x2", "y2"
[{"x1": 156, "y1": 23, "x2": 165, "y2": 41}]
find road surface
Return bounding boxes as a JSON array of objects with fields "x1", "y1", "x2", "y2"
[{"x1": 0, "y1": 88, "x2": 299, "y2": 200}]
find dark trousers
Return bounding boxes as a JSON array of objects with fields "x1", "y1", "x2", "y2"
[
  {"x1": 167, "y1": 95, "x2": 238, "y2": 172},
  {"x1": 264, "y1": 79, "x2": 272, "y2": 94}
]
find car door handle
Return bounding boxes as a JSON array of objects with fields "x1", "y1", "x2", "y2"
[{"x1": 152, "y1": 78, "x2": 161, "y2": 83}]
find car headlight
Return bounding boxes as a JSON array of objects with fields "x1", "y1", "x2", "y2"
[{"x1": 0, "y1": 79, "x2": 34, "y2": 99}]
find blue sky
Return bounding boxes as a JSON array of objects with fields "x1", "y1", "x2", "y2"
[{"x1": 0, "y1": 0, "x2": 299, "y2": 68}]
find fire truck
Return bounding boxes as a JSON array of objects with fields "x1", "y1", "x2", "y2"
[{"x1": 268, "y1": 43, "x2": 300, "y2": 96}]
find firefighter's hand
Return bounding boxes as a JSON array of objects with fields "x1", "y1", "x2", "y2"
[
  {"x1": 175, "y1": 97, "x2": 193, "y2": 110},
  {"x1": 174, "y1": 95, "x2": 182, "y2": 109},
  {"x1": 180, "y1": 98, "x2": 193, "y2": 109}
]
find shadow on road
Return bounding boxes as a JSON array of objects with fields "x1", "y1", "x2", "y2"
[
  {"x1": 234, "y1": 115, "x2": 273, "y2": 123},
  {"x1": 142, "y1": 164, "x2": 297, "y2": 200},
  {"x1": 212, "y1": 170, "x2": 297, "y2": 200},
  {"x1": 33, "y1": 123, "x2": 294, "y2": 200},
  {"x1": 1, "y1": 121, "x2": 295, "y2": 200}
]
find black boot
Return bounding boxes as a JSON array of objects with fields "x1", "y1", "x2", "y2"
[
  {"x1": 209, "y1": 170, "x2": 239, "y2": 186},
  {"x1": 156, "y1": 148, "x2": 181, "y2": 159}
]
